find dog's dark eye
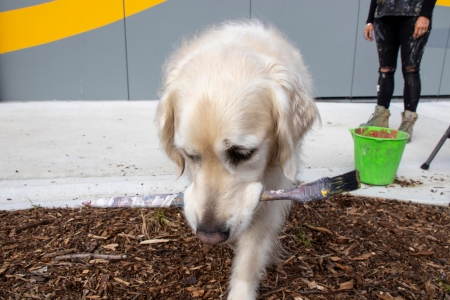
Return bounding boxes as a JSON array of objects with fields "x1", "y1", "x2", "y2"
[
  {"x1": 226, "y1": 146, "x2": 256, "y2": 166},
  {"x1": 186, "y1": 153, "x2": 201, "y2": 163}
]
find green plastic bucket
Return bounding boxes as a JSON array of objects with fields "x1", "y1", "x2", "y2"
[{"x1": 349, "y1": 126, "x2": 409, "y2": 185}]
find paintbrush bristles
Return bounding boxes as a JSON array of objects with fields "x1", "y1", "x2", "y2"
[{"x1": 328, "y1": 170, "x2": 361, "y2": 195}]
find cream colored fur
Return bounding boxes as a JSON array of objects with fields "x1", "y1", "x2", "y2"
[{"x1": 156, "y1": 20, "x2": 319, "y2": 300}]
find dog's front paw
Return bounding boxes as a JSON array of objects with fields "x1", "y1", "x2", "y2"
[{"x1": 227, "y1": 280, "x2": 257, "y2": 300}]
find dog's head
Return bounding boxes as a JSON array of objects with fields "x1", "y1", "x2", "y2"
[{"x1": 156, "y1": 30, "x2": 318, "y2": 245}]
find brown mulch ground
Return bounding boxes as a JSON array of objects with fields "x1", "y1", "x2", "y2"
[{"x1": 1, "y1": 194, "x2": 449, "y2": 300}]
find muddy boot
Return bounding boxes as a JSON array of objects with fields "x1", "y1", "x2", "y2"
[
  {"x1": 398, "y1": 110, "x2": 418, "y2": 143},
  {"x1": 360, "y1": 105, "x2": 390, "y2": 127}
]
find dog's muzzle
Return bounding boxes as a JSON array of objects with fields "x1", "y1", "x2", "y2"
[{"x1": 196, "y1": 224, "x2": 230, "y2": 245}]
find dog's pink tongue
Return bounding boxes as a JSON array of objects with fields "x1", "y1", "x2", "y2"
[{"x1": 196, "y1": 231, "x2": 229, "y2": 245}]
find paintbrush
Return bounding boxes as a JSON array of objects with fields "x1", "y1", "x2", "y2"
[{"x1": 82, "y1": 170, "x2": 360, "y2": 208}]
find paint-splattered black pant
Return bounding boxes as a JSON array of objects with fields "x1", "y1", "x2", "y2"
[{"x1": 374, "y1": 16, "x2": 431, "y2": 112}]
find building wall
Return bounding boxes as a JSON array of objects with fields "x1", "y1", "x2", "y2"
[{"x1": 0, "y1": 0, "x2": 449, "y2": 101}]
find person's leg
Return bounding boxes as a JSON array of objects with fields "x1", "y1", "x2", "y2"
[
  {"x1": 398, "y1": 16, "x2": 432, "y2": 141},
  {"x1": 361, "y1": 17, "x2": 399, "y2": 127},
  {"x1": 399, "y1": 16, "x2": 431, "y2": 112},
  {"x1": 374, "y1": 16, "x2": 400, "y2": 109}
]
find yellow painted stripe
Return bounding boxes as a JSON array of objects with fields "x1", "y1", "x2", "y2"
[
  {"x1": 125, "y1": 0, "x2": 165, "y2": 17},
  {"x1": 436, "y1": 0, "x2": 450, "y2": 6},
  {"x1": 0, "y1": 0, "x2": 166, "y2": 54}
]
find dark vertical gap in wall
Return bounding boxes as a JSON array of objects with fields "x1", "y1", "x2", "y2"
[
  {"x1": 122, "y1": 0, "x2": 131, "y2": 100},
  {"x1": 437, "y1": 24, "x2": 450, "y2": 98},
  {"x1": 249, "y1": 0, "x2": 252, "y2": 20},
  {"x1": 350, "y1": 0, "x2": 362, "y2": 100}
]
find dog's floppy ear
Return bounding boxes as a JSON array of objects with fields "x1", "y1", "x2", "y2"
[
  {"x1": 156, "y1": 90, "x2": 185, "y2": 177},
  {"x1": 267, "y1": 64, "x2": 319, "y2": 183}
]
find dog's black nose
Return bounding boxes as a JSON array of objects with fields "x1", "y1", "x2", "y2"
[{"x1": 196, "y1": 225, "x2": 230, "y2": 245}]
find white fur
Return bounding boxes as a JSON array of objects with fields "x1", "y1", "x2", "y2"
[{"x1": 156, "y1": 20, "x2": 319, "y2": 299}]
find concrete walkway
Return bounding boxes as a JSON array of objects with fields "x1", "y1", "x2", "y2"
[{"x1": 1, "y1": 100, "x2": 449, "y2": 210}]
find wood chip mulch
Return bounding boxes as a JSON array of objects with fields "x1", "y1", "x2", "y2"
[{"x1": 1, "y1": 194, "x2": 449, "y2": 300}]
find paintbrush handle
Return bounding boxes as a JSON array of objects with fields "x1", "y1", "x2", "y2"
[
  {"x1": 82, "y1": 178, "x2": 331, "y2": 208},
  {"x1": 261, "y1": 177, "x2": 330, "y2": 204},
  {"x1": 82, "y1": 194, "x2": 184, "y2": 208}
]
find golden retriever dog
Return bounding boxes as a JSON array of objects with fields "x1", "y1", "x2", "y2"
[{"x1": 156, "y1": 20, "x2": 319, "y2": 299}]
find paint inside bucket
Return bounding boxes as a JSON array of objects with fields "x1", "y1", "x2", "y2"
[
  {"x1": 354, "y1": 127, "x2": 398, "y2": 139},
  {"x1": 350, "y1": 126, "x2": 409, "y2": 185}
]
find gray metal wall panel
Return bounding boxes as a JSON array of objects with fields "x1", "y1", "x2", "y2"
[
  {"x1": 77, "y1": 22, "x2": 129, "y2": 100},
  {"x1": 0, "y1": 38, "x2": 82, "y2": 100},
  {"x1": 435, "y1": 7, "x2": 450, "y2": 96},
  {"x1": 439, "y1": 33, "x2": 450, "y2": 96},
  {"x1": 0, "y1": 20, "x2": 128, "y2": 101},
  {"x1": 416, "y1": 6, "x2": 449, "y2": 96},
  {"x1": 251, "y1": 0, "x2": 359, "y2": 98},
  {"x1": 125, "y1": 0, "x2": 250, "y2": 100},
  {"x1": 440, "y1": 31, "x2": 450, "y2": 95},
  {"x1": 352, "y1": 0, "x2": 379, "y2": 97}
]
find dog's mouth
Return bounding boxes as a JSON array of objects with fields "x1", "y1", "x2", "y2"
[
  {"x1": 196, "y1": 227, "x2": 230, "y2": 245},
  {"x1": 194, "y1": 215, "x2": 233, "y2": 245},
  {"x1": 185, "y1": 182, "x2": 264, "y2": 245},
  {"x1": 193, "y1": 201, "x2": 261, "y2": 245}
]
